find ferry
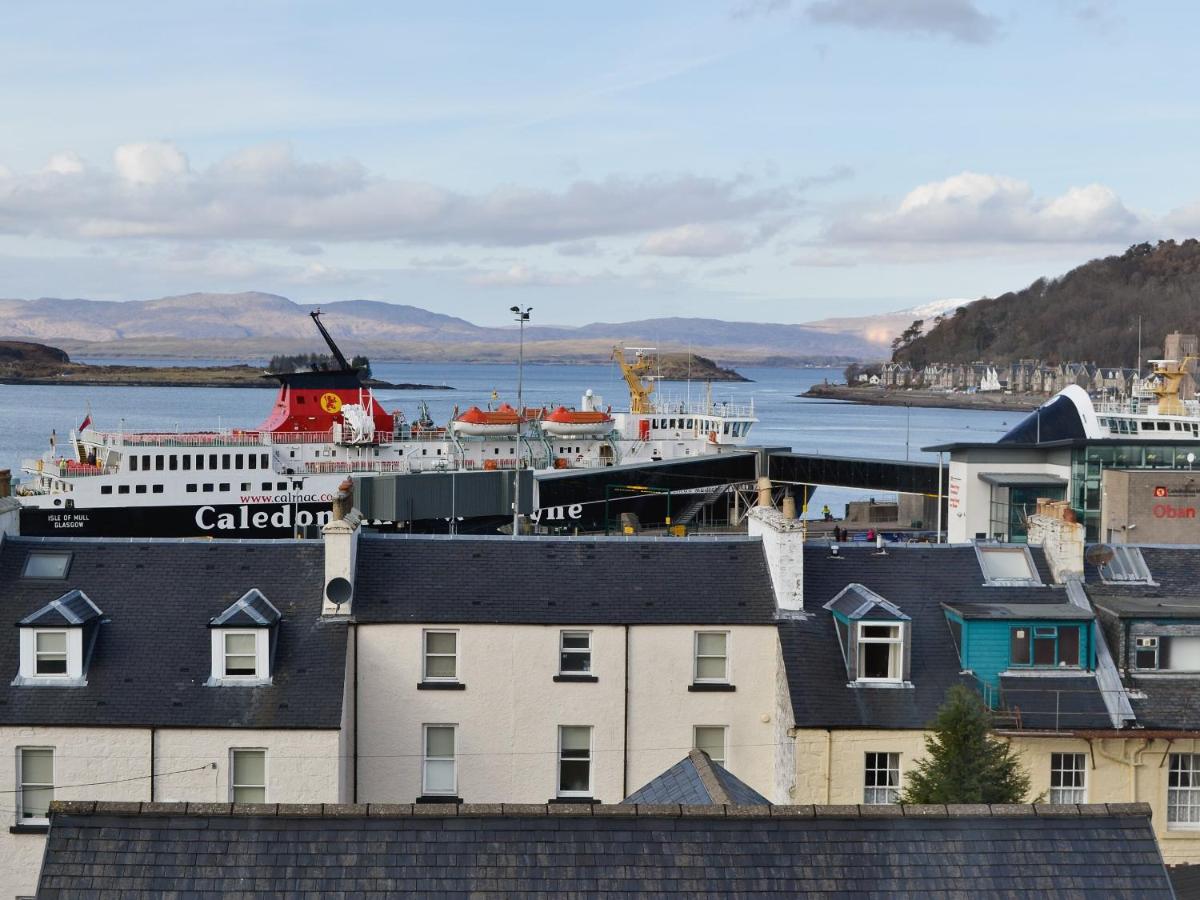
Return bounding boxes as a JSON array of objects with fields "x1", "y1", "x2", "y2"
[
  {"x1": 1002, "y1": 357, "x2": 1200, "y2": 444},
  {"x1": 15, "y1": 313, "x2": 757, "y2": 537}
]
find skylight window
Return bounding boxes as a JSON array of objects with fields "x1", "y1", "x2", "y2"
[
  {"x1": 977, "y1": 546, "x2": 1041, "y2": 586},
  {"x1": 22, "y1": 551, "x2": 71, "y2": 579},
  {"x1": 1099, "y1": 546, "x2": 1154, "y2": 584}
]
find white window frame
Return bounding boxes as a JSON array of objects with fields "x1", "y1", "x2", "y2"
[
  {"x1": 1134, "y1": 636, "x2": 1160, "y2": 671},
  {"x1": 1049, "y1": 752, "x2": 1087, "y2": 804},
  {"x1": 557, "y1": 725, "x2": 593, "y2": 798},
  {"x1": 209, "y1": 629, "x2": 270, "y2": 685},
  {"x1": 229, "y1": 748, "x2": 267, "y2": 804},
  {"x1": 18, "y1": 628, "x2": 84, "y2": 682},
  {"x1": 693, "y1": 631, "x2": 729, "y2": 684},
  {"x1": 856, "y1": 622, "x2": 903, "y2": 682},
  {"x1": 559, "y1": 630, "x2": 593, "y2": 675},
  {"x1": 1169, "y1": 753, "x2": 1200, "y2": 829},
  {"x1": 863, "y1": 751, "x2": 901, "y2": 805},
  {"x1": 693, "y1": 725, "x2": 728, "y2": 766},
  {"x1": 422, "y1": 724, "x2": 458, "y2": 797},
  {"x1": 17, "y1": 746, "x2": 54, "y2": 824},
  {"x1": 423, "y1": 630, "x2": 459, "y2": 682}
]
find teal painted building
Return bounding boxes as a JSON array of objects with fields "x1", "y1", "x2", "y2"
[{"x1": 943, "y1": 601, "x2": 1096, "y2": 695}]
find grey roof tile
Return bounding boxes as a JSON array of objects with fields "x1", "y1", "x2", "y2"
[
  {"x1": 622, "y1": 751, "x2": 769, "y2": 806},
  {"x1": 37, "y1": 806, "x2": 1173, "y2": 898},
  {"x1": 352, "y1": 534, "x2": 777, "y2": 624},
  {"x1": 0, "y1": 537, "x2": 346, "y2": 729}
]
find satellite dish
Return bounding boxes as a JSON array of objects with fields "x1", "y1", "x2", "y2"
[
  {"x1": 326, "y1": 577, "x2": 353, "y2": 607},
  {"x1": 1085, "y1": 544, "x2": 1115, "y2": 567}
]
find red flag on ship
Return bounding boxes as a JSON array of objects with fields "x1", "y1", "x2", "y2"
[{"x1": 79, "y1": 404, "x2": 92, "y2": 432}]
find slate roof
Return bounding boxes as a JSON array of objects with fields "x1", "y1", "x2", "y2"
[
  {"x1": 37, "y1": 801, "x2": 1173, "y2": 898},
  {"x1": 0, "y1": 537, "x2": 346, "y2": 728},
  {"x1": 353, "y1": 534, "x2": 778, "y2": 624},
  {"x1": 209, "y1": 588, "x2": 282, "y2": 628},
  {"x1": 1090, "y1": 594, "x2": 1200, "y2": 619},
  {"x1": 942, "y1": 600, "x2": 1093, "y2": 620},
  {"x1": 623, "y1": 749, "x2": 769, "y2": 806},
  {"x1": 781, "y1": 544, "x2": 1070, "y2": 730},
  {"x1": 17, "y1": 588, "x2": 103, "y2": 627},
  {"x1": 1084, "y1": 546, "x2": 1200, "y2": 596},
  {"x1": 824, "y1": 583, "x2": 909, "y2": 621},
  {"x1": 1083, "y1": 546, "x2": 1200, "y2": 733},
  {"x1": 998, "y1": 675, "x2": 1113, "y2": 731},
  {"x1": 1130, "y1": 677, "x2": 1200, "y2": 731}
]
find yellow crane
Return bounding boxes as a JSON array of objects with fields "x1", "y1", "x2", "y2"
[
  {"x1": 612, "y1": 346, "x2": 656, "y2": 414},
  {"x1": 1146, "y1": 356, "x2": 1199, "y2": 416}
]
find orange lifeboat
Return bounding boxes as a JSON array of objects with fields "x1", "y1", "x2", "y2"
[
  {"x1": 540, "y1": 406, "x2": 614, "y2": 437},
  {"x1": 450, "y1": 403, "x2": 521, "y2": 437}
]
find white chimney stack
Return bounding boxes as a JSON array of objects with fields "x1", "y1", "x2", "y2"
[
  {"x1": 322, "y1": 480, "x2": 361, "y2": 615},
  {"x1": 747, "y1": 506, "x2": 804, "y2": 613}
]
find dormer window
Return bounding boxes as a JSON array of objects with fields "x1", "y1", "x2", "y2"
[
  {"x1": 208, "y1": 589, "x2": 281, "y2": 686},
  {"x1": 14, "y1": 590, "x2": 103, "y2": 686},
  {"x1": 825, "y1": 584, "x2": 911, "y2": 686}
]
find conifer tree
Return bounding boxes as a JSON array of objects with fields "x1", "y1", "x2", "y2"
[{"x1": 900, "y1": 684, "x2": 1032, "y2": 804}]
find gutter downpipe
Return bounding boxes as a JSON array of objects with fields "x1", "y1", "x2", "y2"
[
  {"x1": 1095, "y1": 736, "x2": 1149, "y2": 802},
  {"x1": 623, "y1": 625, "x2": 630, "y2": 799},
  {"x1": 825, "y1": 728, "x2": 832, "y2": 804},
  {"x1": 150, "y1": 727, "x2": 156, "y2": 802}
]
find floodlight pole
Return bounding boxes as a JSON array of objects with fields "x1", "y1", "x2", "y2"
[{"x1": 511, "y1": 305, "x2": 532, "y2": 538}]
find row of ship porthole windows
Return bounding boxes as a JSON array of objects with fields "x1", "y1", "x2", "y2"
[
  {"x1": 100, "y1": 481, "x2": 299, "y2": 496},
  {"x1": 647, "y1": 418, "x2": 751, "y2": 437},
  {"x1": 128, "y1": 452, "x2": 272, "y2": 473}
]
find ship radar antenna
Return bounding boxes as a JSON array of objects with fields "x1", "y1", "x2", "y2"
[{"x1": 309, "y1": 309, "x2": 352, "y2": 371}]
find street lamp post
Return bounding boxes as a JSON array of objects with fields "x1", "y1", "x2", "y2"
[{"x1": 510, "y1": 305, "x2": 532, "y2": 538}]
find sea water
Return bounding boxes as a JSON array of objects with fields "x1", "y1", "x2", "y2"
[{"x1": 0, "y1": 361, "x2": 1015, "y2": 516}]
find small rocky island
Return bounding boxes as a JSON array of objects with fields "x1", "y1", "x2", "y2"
[
  {"x1": 0, "y1": 341, "x2": 452, "y2": 390},
  {"x1": 651, "y1": 352, "x2": 750, "y2": 382}
]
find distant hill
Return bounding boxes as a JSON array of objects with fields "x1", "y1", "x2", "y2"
[
  {"x1": 893, "y1": 240, "x2": 1200, "y2": 368},
  {"x1": 0, "y1": 292, "x2": 882, "y2": 363},
  {"x1": 802, "y1": 298, "x2": 972, "y2": 349}
]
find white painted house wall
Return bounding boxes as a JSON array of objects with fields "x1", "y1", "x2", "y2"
[{"x1": 355, "y1": 623, "x2": 784, "y2": 805}]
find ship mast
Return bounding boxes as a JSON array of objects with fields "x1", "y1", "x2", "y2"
[
  {"x1": 310, "y1": 309, "x2": 352, "y2": 371},
  {"x1": 612, "y1": 346, "x2": 655, "y2": 414}
]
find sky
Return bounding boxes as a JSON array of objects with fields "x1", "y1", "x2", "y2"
[{"x1": 1, "y1": 0, "x2": 1197, "y2": 326}]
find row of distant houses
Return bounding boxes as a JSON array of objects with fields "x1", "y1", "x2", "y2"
[{"x1": 877, "y1": 360, "x2": 1141, "y2": 395}]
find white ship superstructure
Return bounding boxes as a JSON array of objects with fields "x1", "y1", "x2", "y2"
[{"x1": 14, "y1": 318, "x2": 756, "y2": 537}]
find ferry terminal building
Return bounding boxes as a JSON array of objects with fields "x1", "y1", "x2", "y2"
[{"x1": 931, "y1": 386, "x2": 1200, "y2": 545}]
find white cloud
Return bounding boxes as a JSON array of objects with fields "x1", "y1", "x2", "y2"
[
  {"x1": 826, "y1": 172, "x2": 1144, "y2": 246},
  {"x1": 467, "y1": 264, "x2": 585, "y2": 288},
  {"x1": 805, "y1": 0, "x2": 1000, "y2": 43},
  {"x1": 638, "y1": 224, "x2": 751, "y2": 257},
  {"x1": 113, "y1": 142, "x2": 189, "y2": 185},
  {"x1": 0, "y1": 142, "x2": 791, "y2": 248},
  {"x1": 43, "y1": 151, "x2": 85, "y2": 176}
]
